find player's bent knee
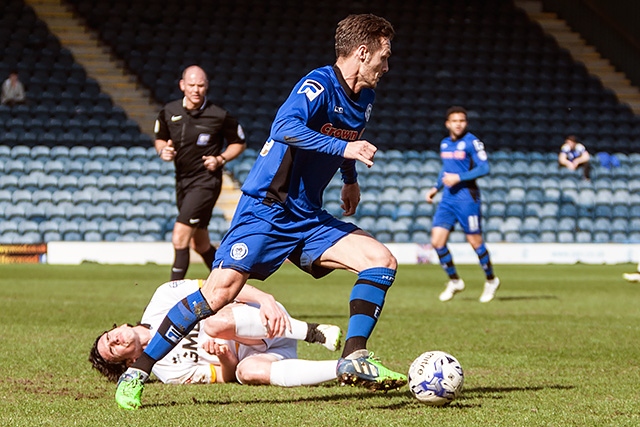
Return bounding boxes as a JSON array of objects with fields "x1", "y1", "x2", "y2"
[
  {"x1": 202, "y1": 309, "x2": 236, "y2": 338},
  {"x1": 236, "y1": 358, "x2": 271, "y2": 385}
]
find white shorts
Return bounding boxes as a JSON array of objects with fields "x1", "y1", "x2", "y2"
[{"x1": 237, "y1": 336, "x2": 297, "y2": 361}]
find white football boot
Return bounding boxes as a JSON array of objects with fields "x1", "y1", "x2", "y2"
[
  {"x1": 479, "y1": 277, "x2": 500, "y2": 303},
  {"x1": 622, "y1": 272, "x2": 640, "y2": 283},
  {"x1": 439, "y1": 279, "x2": 465, "y2": 302}
]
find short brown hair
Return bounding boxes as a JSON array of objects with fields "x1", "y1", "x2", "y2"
[
  {"x1": 565, "y1": 135, "x2": 579, "y2": 143},
  {"x1": 335, "y1": 14, "x2": 395, "y2": 59},
  {"x1": 446, "y1": 106, "x2": 468, "y2": 120}
]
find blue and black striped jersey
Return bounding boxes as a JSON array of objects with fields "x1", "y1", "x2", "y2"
[{"x1": 241, "y1": 65, "x2": 375, "y2": 217}]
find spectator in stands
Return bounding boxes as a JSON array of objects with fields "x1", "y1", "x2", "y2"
[
  {"x1": 425, "y1": 106, "x2": 500, "y2": 303},
  {"x1": 558, "y1": 135, "x2": 590, "y2": 181},
  {"x1": 623, "y1": 262, "x2": 640, "y2": 282},
  {"x1": 90, "y1": 279, "x2": 341, "y2": 386},
  {"x1": 155, "y1": 65, "x2": 246, "y2": 280},
  {"x1": 1, "y1": 70, "x2": 26, "y2": 106}
]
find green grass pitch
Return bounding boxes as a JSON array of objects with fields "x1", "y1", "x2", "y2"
[{"x1": 1, "y1": 262, "x2": 639, "y2": 426}]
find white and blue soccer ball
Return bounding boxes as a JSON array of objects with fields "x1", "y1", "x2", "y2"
[{"x1": 408, "y1": 351, "x2": 464, "y2": 406}]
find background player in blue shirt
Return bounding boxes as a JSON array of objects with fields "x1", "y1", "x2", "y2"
[
  {"x1": 426, "y1": 106, "x2": 500, "y2": 303},
  {"x1": 115, "y1": 13, "x2": 406, "y2": 410}
]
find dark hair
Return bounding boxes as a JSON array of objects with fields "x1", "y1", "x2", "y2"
[
  {"x1": 565, "y1": 135, "x2": 579, "y2": 143},
  {"x1": 88, "y1": 329, "x2": 127, "y2": 382},
  {"x1": 335, "y1": 14, "x2": 395, "y2": 59},
  {"x1": 446, "y1": 106, "x2": 468, "y2": 120}
]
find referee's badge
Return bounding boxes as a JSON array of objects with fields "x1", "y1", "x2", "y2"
[
  {"x1": 230, "y1": 243, "x2": 249, "y2": 260},
  {"x1": 197, "y1": 133, "x2": 211, "y2": 146}
]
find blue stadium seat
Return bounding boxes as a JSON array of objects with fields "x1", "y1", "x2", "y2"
[
  {"x1": 111, "y1": 190, "x2": 133, "y2": 205},
  {"x1": 131, "y1": 190, "x2": 152, "y2": 205},
  {"x1": 414, "y1": 202, "x2": 434, "y2": 217},
  {"x1": 119, "y1": 220, "x2": 140, "y2": 235},
  {"x1": 557, "y1": 231, "x2": 574, "y2": 243},
  {"x1": 125, "y1": 205, "x2": 146, "y2": 220},
  {"x1": 51, "y1": 190, "x2": 73, "y2": 204},
  {"x1": 105, "y1": 205, "x2": 126, "y2": 221},
  {"x1": 594, "y1": 205, "x2": 612, "y2": 219},
  {"x1": 593, "y1": 218, "x2": 611, "y2": 233}
]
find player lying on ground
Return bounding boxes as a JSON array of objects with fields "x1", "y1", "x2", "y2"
[{"x1": 90, "y1": 279, "x2": 341, "y2": 387}]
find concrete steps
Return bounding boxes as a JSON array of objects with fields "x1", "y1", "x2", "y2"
[
  {"x1": 24, "y1": 0, "x2": 244, "y2": 221},
  {"x1": 515, "y1": 0, "x2": 640, "y2": 114},
  {"x1": 24, "y1": 0, "x2": 161, "y2": 136}
]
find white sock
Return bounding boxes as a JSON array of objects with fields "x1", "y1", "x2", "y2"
[
  {"x1": 269, "y1": 359, "x2": 338, "y2": 387},
  {"x1": 232, "y1": 305, "x2": 308, "y2": 340}
]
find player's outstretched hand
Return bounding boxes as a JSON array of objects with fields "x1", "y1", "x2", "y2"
[
  {"x1": 425, "y1": 187, "x2": 438, "y2": 203},
  {"x1": 341, "y1": 182, "x2": 361, "y2": 216},
  {"x1": 343, "y1": 140, "x2": 377, "y2": 167}
]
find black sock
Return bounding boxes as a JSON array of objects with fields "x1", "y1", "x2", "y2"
[
  {"x1": 343, "y1": 337, "x2": 367, "y2": 357},
  {"x1": 171, "y1": 248, "x2": 190, "y2": 280},
  {"x1": 199, "y1": 245, "x2": 216, "y2": 271},
  {"x1": 304, "y1": 323, "x2": 324, "y2": 344}
]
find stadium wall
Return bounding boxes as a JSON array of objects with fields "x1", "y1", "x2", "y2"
[{"x1": 46, "y1": 242, "x2": 640, "y2": 266}]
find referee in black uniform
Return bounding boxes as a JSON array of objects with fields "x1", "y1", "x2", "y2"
[{"x1": 155, "y1": 65, "x2": 246, "y2": 280}]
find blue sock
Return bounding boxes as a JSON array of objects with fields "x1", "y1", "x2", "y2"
[
  {"x1": 435, "y1": 246, "x2": 458, "y2": 279},
  {"x1": 131, "y1": 289, "x2": 214, "y2": 373},
  {"x1": 474, "y1": 243, "x2": 495, "y2": 280},
  {"x1": 343, "y1": 267, "x2": 395, "y2": 356}
]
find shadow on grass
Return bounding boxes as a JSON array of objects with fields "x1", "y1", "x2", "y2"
[
  {"x1": 144, "y1": 388, "x2": 411, "y2": 409},
  {"x1": 495, "y1": 295, "x2": 559, "y2": 301},
  {"x1": 452, "y1": 295, "x2": 559, "y2": 302}
]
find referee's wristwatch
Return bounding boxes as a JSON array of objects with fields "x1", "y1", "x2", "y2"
[{"x1": 218, "y1": 155, "x2": 227, "y2": 165}]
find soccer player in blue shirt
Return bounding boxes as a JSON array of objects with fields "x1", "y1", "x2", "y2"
[
  {"x1": 426, "y1": 106, "x2": 500, "y2": 303},
  {"x1": 115, "y1": 14, "x2": 406, "y2": 410}
]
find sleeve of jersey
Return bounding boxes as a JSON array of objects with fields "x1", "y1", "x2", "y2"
[
  {"x1": 222, "y1": 114, "x2": 246, "y2": 145},
  {"x1": 270, "y1": 76, "x2": 348, "y2": 156},
  {"x1": 458, "y1": 142, "x2": 490, "y2": 182},
  {"x1": 340, "y1": 159, "x2": 357, "y2": 184},
  {"x1": 435, "y1": 170, "x2": 444, "y2": 190},
  {"x1": 154, "y1": 108, "x2": 170, "y2": 141}
]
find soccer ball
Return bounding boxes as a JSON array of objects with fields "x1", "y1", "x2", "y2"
[{"x1": 408, "y1": 351, "x2": 464, "y2": 406}]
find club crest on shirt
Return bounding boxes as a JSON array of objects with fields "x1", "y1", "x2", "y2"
[
  {"x1": 197, "y1": 133, "x2": 210, "y2": 146},
  {"x1": 297, "y1": 79, "x2": 324, "y2": 101},
  {"x1": 456, "y1": 141, "x2": 466, "y2": 150},
  {"x1": 260, "y1": 139, "x2": 275, "y2": 157},
  {"x1": 230, "y1": 243, "x2": 249, "y2": 260}
]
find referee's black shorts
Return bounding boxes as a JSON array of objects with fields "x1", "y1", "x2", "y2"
[{"x1": 176, "y1": 185, "x2": 222, "y2": 229}]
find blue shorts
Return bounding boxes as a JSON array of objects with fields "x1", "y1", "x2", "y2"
[
  {"x1": 213, "y1": 194, "x2": 359, "y2": 280},
  {"x1": 432, "y1": 197, "x2": 483, "y2": 235}
]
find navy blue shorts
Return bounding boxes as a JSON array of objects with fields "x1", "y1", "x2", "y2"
[{"x1": 213, "y1": 194, "x2": 359, "y2": 280}]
